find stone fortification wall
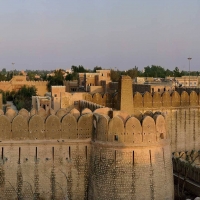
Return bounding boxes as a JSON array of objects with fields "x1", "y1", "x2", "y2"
[
  {"x1": 80, "y1": 100, "x2": 104, "y2": 112},
  {"x1": 78, "y1": 91, "x2": 200, "y2": 153},
  {"x1": 0, "y1": 108, "x2": 93, "y2": 199},
  {"x1": 63, "y1": 90, "x2": 200, "y2": 110},
  {"x1": 60, "y1": 92, "x2": 113, "y2": 110},
  {"x1": 0, "y1": 108, "x2": 173, "y2": 199},
  {"x1": 89, "y1": 113, "x2": 174, "y2": 200}
]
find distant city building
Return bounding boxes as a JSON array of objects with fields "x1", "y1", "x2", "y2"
[
  {"x1": 32, "y1": 96, "x2": 51, "y2": 113},
  {"x1": 0, "y1": 75, "x2": 48, "y2": 96},
  {"x1": 174, "y1": 76, "x2": 199, "y2": 87}
]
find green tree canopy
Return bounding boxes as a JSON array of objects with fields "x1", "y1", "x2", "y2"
[
  {"x1": 143, "y1": 65, "x2": 166, "y2": 78},
  {"x1": 13, "y1": 85, "x2": 37, "y2": 111},
  {"x1": 47, "y1": 69, "x2": 64, "y2": 91}
]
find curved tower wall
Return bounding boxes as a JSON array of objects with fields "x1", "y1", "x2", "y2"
[{"x1": 89, "y1": 114, "x2": 174, "y2": 200}]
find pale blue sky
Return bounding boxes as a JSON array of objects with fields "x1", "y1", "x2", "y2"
[{"x1": 0, "y1": 0, "x2": 200, "y2": 71}]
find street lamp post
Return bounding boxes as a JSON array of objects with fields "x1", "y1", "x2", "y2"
[
  {"x1": 12, "y1": 63, "x2": 15, "y2": 76},
  {"x1": 188, "y1": 57, "x2": 192, "y2": 87}
]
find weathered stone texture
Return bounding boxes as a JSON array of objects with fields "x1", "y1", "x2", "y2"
[{"x1": 0, "y1": 110, "x2": 173, "y2": 199}]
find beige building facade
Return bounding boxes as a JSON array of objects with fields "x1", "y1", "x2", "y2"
[{"x1": 0, "y1": 75, "x2": 48, "y2": 96}]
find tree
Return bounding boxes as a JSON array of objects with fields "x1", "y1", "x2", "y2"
[
  {"x1": 173, "y1": 67, "x2": 181, "y2": 77},
  {"x1": 143, "y1": 65, "x2": 166, "y2": 78},
  {"x1": 93, "y1": 66, "x2": 102, "y2": 72},
  {"x1": 47, "y1": 69, "x2": 65, "y2": 91},
  {"x1": 126, "y1": 66, "x2": 138, "y2": 79},
  {"x1": 1, "y1": 68, "x2": 6, "y2": 75},
  {"x1": 110, "y1": 69, "x2": 121, "y2": 82},
  {"x1": 13, "y1": 85, "x2": 37, "y2": 111}
]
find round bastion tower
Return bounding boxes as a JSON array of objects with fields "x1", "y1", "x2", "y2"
[
  {"x1": 88, "y1": 112, "x2": 174, "y2": 200},
  {"x1": 88, "y1": 75, "x2": 174, "y2": 200}
]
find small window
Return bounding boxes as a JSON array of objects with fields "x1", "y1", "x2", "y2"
[
  {"x1": 54, "y1": 94, "x2": 57, "y2": 97},
  {"x1": 114, "y1": 135, "x2": 118, "y2": 141}
]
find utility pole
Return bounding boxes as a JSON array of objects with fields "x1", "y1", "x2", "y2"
[{"x1": 187, "y1": 57, "x2": 192, "y2": 87}]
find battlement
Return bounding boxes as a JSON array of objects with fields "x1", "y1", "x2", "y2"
[
  {"x1": 94, "y1": 112, "x2": 168, "y2": 146},
  {"x1": 0, "y1": 107, "x2": 167, "y2": 146},
  {"x1": 75, "y1": 90, "x2": 200, "y2": 109}
]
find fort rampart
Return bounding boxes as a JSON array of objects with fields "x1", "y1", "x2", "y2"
[
  {"x1": 0, "y1": 108, "x2": 173, "y2": 199},
  {"x1": 78, "y1": 91, "x2": 200, "y2": 153}
]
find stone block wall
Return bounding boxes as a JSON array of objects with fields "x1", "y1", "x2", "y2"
[
  {"x1": 0, "y1": 108, "x2": 173, "y2": 199},
  {"x1": 78, "y1": 90, "x2": 200, "y2": 153},
  {"x1": 89, "y1": 113, "x2": 174, "y2": 200}
]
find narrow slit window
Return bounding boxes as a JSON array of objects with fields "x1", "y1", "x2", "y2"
[
  {"x1": 19, "y1": 147, "x2": 21, "y2": 164},
  {"x1": 69, "y1": 146, "x2": 71, "y2": 159},
  {"x1": 85, "y1": 146, "x2": 87, "y2": 160},
  {"x1": 52, "y1": 147, "x2": 54, "y2": 162},
  {"x1": 1, "y1": 147, "x2": 4, "y2": 160},
  {"x1": 36, "y1": 147, "x2": 38, "y2": 162},
  {"x1": 149, "y1": 150, "x2": 152, "y2": 166}
]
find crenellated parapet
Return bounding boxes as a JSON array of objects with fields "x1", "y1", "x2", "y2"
[
  {"x1": 94, "y1": 112, "x2": 168, "y2": 145},
  {"x1": 0, "y1": 107, "x2": 168, "y2": 145},
  {"x1": 0, "y1": 107, "x2": 94, "y2": 140},
  {"x1": 77, "y1": 90, "x2": 200, "y2": 109}
]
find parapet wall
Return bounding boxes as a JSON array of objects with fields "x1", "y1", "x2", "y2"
[
  {"x1": 60, "y1": 90, "x2": 200, "y2": 112},
  {"x1": 0, "y1": 108, "x2": 93, "y2": 140},
  {"x1": 78, "y1": 91, "x2": 200, "y2": 153},
  {"x1": 64, "y1": 91, "x2": 200, "y2": 109}
]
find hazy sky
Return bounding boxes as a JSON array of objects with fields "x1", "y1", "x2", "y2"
[{"x1": 0, "y1": 0, "x2": 200, "y2": 71}]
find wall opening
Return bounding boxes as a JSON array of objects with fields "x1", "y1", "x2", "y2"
[
  {"x1": 160, "y1": 133, "x2": 164, "y2": 139},
  {"x1": 114, "y1": 150, "x2": 117, "y2": 164},
  {"x1": 1, "y1": 147, "x2": 3, "y2": 160},
  {"x1": 114, "y1": 135, "x2": 118, "y2": 141},
  {"x1": 133, "y1": 151, "x2": 134, "y2": 165},
  {"x1": 52, "y1": 147, "x2": 54, "y2": 162},
  {"x1": 85, "y1": 146, "x2": 87, "y2": 160},
  {"x1": 69, "y1": 146, "x2": 71, "y2": 159},
  {"x1": 18, "y1": 147, "x2": 21, "y2": 164},
  {"x1": 162, "y1": 148, "x2": 165, "y2": 166},
  {"x1": 149, "y1": 150, "x2": 152, "y2": 166},
  {"x1": 35, "y1": 147, "x2": 38, "y2": 162}
]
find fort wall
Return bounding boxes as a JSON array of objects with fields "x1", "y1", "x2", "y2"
[
  {"x1": 88, "y1": 114, "x2": 173, "y2": 199},
  {"x1": 0, "y1": 108, "x2": 173, "y2": 199},
  {"x1": 79, "y1": 90, "x2": 200, "y2": 153}
]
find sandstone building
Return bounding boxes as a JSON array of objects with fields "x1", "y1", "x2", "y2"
[{"x1": 0, "y1": 75, "x2": 48, "y2": 96}]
